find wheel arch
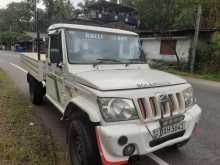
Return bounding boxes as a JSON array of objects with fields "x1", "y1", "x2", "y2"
[
  {"x1": 64, "y1": 101, "x2": 101, "y2": 145},
  {"x1": 27, "y1": 72, "x2": 45, "y2": 87},
  {"x1": 63, "y1": 98, "x2": 101, "y2": 123}
]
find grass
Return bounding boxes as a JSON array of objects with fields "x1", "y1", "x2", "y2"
[
  {"x1": 0, "y1": 69, "x2": 69, "y2": 165},
  {"x1": 166, "y1": 69, "x2": 220, "y2": 82}
]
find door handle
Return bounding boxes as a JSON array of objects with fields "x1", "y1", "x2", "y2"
[{"x1": 57, "y1": 63, "x2": 63, "y2": 69}]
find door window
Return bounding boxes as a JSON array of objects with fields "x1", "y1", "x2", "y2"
[{"x1": 50, "y1": 33, "x2": 63, "y2": 64}]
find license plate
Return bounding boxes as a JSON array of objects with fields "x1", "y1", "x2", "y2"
[{"x1": 152, "y1": 115, "x2": 185, "y2": 139}]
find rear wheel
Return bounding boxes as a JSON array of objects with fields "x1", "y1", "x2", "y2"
[
  {"x1": 68, "y1": 114, "x2": 101, "y2": 165},
  {"x1": 28, "y1": 76, "x2": 44, "y2": 105}
]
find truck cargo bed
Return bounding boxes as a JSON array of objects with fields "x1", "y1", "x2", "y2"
[{"x1": 20, "y1": 53, "x2": 47, "y2": 82}]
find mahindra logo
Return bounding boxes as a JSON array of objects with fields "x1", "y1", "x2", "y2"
[
  {"x1": 137, "y1": 82, "x2": 171, "y2": 88},
  {"x1": 159, "y1": 94, "x2": 169, "y2": 103}
]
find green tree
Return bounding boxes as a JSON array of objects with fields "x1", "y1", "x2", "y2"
[
  {"x1": 173, "y1": 0, "x2": 197, "y2": 29},
  {"x1": 0, "y1": 32, "x2": 18, "y2": 47},
  {"x1": 134, "y1": 0, "x2": 179, "y2": 31},
  {"x1": 0, "y1": 2, "x2": 32, "y2": 32},
  {"x1": 42, "y1": 0, "x2": 75, "y2": 23},
  {"x1": 199, "y1": 0, "x2": 220, "y2": 28},
  {"x1": 37, "y1": 9, "x2": 50, "y2": 32},
  {"x1": 128, "y1": 0, "x2": 220, "y2": 30},
  {"x1": 77, "y1": 0, "x2": 96, "y2": 9}
]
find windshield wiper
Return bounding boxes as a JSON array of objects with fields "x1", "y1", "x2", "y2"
[
  {"x1": 124, "y1": 58, "x2": 145, "y2": 67},
  {"x1": 127, "y1": 58, "x2": 144, "y2": 62},
  {"x1": 93, "y1": 58, "x2": 121, "y2": 67}
]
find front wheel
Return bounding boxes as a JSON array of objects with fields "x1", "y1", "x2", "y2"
[{"x1": 68, "y1": 118, "x2": 101, "y2": 165}]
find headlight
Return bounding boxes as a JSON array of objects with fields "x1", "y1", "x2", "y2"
[
  {"x1": 98, "y1": 98, "x2": 139, "y2": 122},
  {"x1": 183, "y1": 87, "x2": 194, "y2": 109}
]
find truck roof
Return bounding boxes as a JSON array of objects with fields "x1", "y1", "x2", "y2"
[{"x1": 48, "y1": 23, "x2": 138, "y2": 36}]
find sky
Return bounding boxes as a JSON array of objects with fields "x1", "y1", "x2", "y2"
[{"x1": 0, "y1": 0, "x2": 83, "y2": 9}]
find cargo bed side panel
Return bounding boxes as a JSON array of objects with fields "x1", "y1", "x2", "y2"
[{"x1": 20, "y1": 53, "x2": 46, "y2": 82}]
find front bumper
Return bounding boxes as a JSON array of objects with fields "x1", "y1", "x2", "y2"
[{"x1": 96, "y1": 104, "x2": 202, "y2": 164}]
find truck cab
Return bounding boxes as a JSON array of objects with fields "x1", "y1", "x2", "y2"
[{"x1": 23, "y1": 24, "x2": 202, "y2": 165}]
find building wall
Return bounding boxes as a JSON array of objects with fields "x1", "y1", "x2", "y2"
[
  {"x1": 141, "y1": 37, "x2": 192, "y2": 63},
  {"x1": 176, "y1": 38, "x2": 192, "y2": 62}
]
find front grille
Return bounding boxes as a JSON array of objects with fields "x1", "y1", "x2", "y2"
[{"x1": 137, "y1": 92, "x2": 184, "y2": 120}]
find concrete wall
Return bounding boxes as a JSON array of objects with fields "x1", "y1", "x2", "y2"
[{"x1": 141, "y1": 37, "x2": 192, "y2": 63}]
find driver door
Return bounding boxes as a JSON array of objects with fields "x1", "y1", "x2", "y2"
[{"x1": 46, "y1": 31, "x2": 65, "y2": 106}]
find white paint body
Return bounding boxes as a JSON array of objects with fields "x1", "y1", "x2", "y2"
[
  {"x1": 21, "y1": 24, "x2": 201, "y2": 164},
  {"x1": 142, "y1": 37, "x2": 192, "y2": 63}
]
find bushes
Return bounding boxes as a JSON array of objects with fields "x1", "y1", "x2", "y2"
[
  {"x1": 195, "y1": 32, "x2": 220, "y2": 74},
  {"x1": 0, "y1": 32, "x2": 17, "y2": 49},
  {"x1": 0, "y1": 32, "x2": 32, "y2": 49}
]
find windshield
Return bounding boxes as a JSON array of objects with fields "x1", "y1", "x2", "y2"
[{"x1": 66, "y1": 30, "x2": 145, "y2": 64}]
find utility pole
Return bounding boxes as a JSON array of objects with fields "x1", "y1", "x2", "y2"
[
  {"x1": 33, "y1": 0, "x2": 40, "y2": 60},
  {"x1": 190, "y1": 4, "x2": 202, "y2": 73}
]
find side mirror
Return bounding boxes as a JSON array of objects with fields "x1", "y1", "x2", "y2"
[
  {"x1": 50, "y1": 48, "x2": 62, "y2": 64},
  {"x1": 57, "y1": 62, "x2": 63, "y2": 69}
]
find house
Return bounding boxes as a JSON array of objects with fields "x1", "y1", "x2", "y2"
[
  {"x1": 141, "y1": 36, "x2": 191, "y2": 64},
  {"x1": 74, "y1": 0, "x2": 140, "y2": 30},
  {"x1": 139, "y1": 28, "x2": 218, "y2": 64},
  {"x1": 15, "y1": 32, "x2": 47, "y2": 52}
]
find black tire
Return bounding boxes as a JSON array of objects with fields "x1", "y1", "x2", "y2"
[
  {"x1": 68, "y1": 115, "x2": 101, "y2": 165},
  {"x1": 29, "y1": 77, "x2": 44, "y2": 105}
]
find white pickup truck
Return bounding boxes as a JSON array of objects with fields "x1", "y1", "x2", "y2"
[{"x1": 21, "y1": 24, "x2": 202, "y2": 165}]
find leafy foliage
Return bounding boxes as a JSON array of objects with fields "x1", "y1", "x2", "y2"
[
  {"x1": 42, "y1": 0, "x2": 76, "y2": 24},
  {"x1": 0, "y1": 2, "x2": 32, "y2": 32},
  {"x1": 0, "y1": 0, "x2": 76, "y2": 33},
  {"x1": 133, "y1": 0, "x2": 203, "y2": 31},
  {"x1": 173, "y1": 0, "x2": 198, "y2": 29},
  {"x1": 1, "y1": 0, "x2": 220, "y2": 33},
  {"x1": 0, "y1": 32, "x2": 32, "y2": 47},
  {"x1": 110, "y1": 0, "x2": 220, "y2": 31},
  {"x1": 195, "y1": 32, "x2": 220, "y2": 73},
  {"x1": 0, "y1": 32, "x2": 18, "y2": 47},
  {"x1": 200, "y1": 0, "x2": 220, "y2": 28}
]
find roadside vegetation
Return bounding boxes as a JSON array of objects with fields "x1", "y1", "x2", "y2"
[
  {"x1": 0, "y1": 69, "x2": 69, "y2": 165},
  {"x1": 165, "y1": 31, "x2": 220, "y2": 82},
  {"x1": 166, "y1": 69, "x2": 220, "y2": 82}
]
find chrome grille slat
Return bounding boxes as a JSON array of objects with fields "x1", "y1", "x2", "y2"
[
  {"x1": 165, "y1": 101, "x2": 170, "y2": 115},
  {"x1": 137, "y1": 92, "x2": 184, "y2": 120},
  {"x1": 144, "y1": 98, "x2": 153, "y2": 118},
  {"x1": 149, "y1": 97, "x2": 158, "y2": 117},
  {"x1": 137, "y1": 98, "x2": 147, "y2": 119},
  {"x1": 173, "y1": 94, "x2": 180, "y2": 112},
  {"x1": 176, "y1": 93, "x2": 185, "y2": 112},
  {"x1": 168, "y1": 94, "x2": 175, "y2": 115},
  {"x1": 142, "y1": 98, "x2": 150, "y2": 118}
]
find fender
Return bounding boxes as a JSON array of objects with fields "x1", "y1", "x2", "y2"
[{"x1": 64, "y1": 96, "x2": 101, "y2": 123}]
